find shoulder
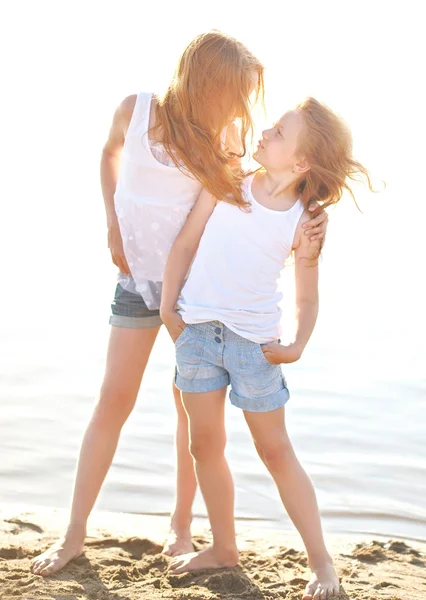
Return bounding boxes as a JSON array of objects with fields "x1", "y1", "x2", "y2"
[
  {"x1": 116, "y1": 94, "x2": 138, "y2": 129},
  {"x1": 120, "y1": 94, "x2": 138, "y2": 114}
]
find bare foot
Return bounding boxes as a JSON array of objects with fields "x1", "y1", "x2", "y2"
[
  {"x1": 170, "y1": 545, "x2": 239, "y2": 574},
  {"x1": 162, "y1": 526, "x2": 193, "y2": 557},
  {"x1": 303, "y1": 560, "x2": 340, "y2": 599},
  {"x1": 31, "y1": 528, "x2": 85, "y2": 577}
]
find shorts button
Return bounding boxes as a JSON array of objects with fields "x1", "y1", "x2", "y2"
[
  {"x1": 215, "y1": 327, "x2": 221, "y2": 334},
  {"x1": 214, "y1": 336, "x2": 221, "y2": 343}
]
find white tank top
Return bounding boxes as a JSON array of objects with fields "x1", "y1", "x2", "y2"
[
  {"x1": 178, "y1": 174, "x2": 305, "y2": 343},
  {"x1": 114, "y1": 92, "x2": 203, "y2": 309}
]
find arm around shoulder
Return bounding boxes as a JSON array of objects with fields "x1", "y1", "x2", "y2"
[
  {"x1": 160, "y1": 189, "x2": 217, "y2": 318},
  {"x1": 291, "y1": 211, "x2": 321, "y2": 355}
]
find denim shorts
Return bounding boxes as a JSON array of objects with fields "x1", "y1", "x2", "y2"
[
  {"x1": 109, "y1": 284, "x2": 162, "y2": 328},
  {"x1": 175, "y1": 321, "x2": 289, "y2": 413}
]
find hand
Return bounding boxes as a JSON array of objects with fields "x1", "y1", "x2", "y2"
[
  {"x1": 108, "y1": 221, "x2": 130, "y2": 275},
  {"x1": 161, "y1": 310, "x2": 187, "y2": 343},
  {"x1": 261, "y1": 342, "x2": 302, "y2": 364},
  {"x1": 302, "y1": 200, "x2": 328, "y2": 242}
]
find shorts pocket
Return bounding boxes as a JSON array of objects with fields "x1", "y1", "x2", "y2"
[
  {"x1": 256, "y1": 344, "x2": 274, "y2": 365},
  {"x1": 175, "y1": 325, "x2": 190, "y2": 348},
  {"x1": 236, "y1": 340, "x2": 282, "y2": 399},
  {"x1": 175, "y1": 325, "x2": 205, "y2": 381}
]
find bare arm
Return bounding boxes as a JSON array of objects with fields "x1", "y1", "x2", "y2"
[
  {"x1": 100, "y1": 94, "x2": 136, "y2": 274},
  {"x1": 262, "y1": 212, "x2": 321, "y2": 364},
  {"x1": 160, "y1": 189, "x2": 217, "y2": 340},
  {"x1": 291, "y1": 212, "x2": 321, "y2": 355}
]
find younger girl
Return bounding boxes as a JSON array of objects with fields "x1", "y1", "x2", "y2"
[
  {"x1": 31, "y1": 32, "x2": 328, "y2": 577},
  {"x1": 161, "y1": 98, "x2": 372, "y2": 600}
]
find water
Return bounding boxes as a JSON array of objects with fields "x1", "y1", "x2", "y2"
[
  {"x1": 1, "y1": 0, "x2": 425, "y2": 543},
  {"x1": 1, "y1": 182, "x2": 425, "y2": 541}
]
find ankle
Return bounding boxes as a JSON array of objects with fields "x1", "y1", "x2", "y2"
[
  {"x1": 212, "y1": 544, "x2": 239, "y2": 562},
  {"x1": 170, "y1": 512, "x2": 192, "y2": 533},
  {"x1": 65, "y1": 521, "x2": 87, "y2": 538},
  {"x1": 308, "y1": 551, "x2": 334, "y2": 570}
]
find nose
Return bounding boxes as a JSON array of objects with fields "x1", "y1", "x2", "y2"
[{"x1": 262, "y1": 129, "x2": 269, "y2": 139}]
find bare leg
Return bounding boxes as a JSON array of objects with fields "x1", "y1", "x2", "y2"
[
  {"x1": 170, "y1": 388, "x2": 238, "y2": 574},
  {"x1": 162, "y1": 380, "x2": 197, "y2": 556},
  {"x1": 31, "y1": 325, "x2": 160, "y2": 576},
  {"x1": 244, "y1": 408, "x2": 339, "y2": 600}
]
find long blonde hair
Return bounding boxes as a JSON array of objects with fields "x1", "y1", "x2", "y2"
[
  {"x1": 153, "y1": 31, "x2": 264, "y2": 207},
  {"x1": 296, "y1": 97, "x2": 374, "y2": 210}
]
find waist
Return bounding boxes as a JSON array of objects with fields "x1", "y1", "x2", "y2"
[{"x1": 178, "y1": 304, "x2": 282, "y2": 344}]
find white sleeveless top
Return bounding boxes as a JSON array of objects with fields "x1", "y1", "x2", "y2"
[
  {"x1": 178, "y1": 174, "x2": 305, "y2": 343},
  {"x1": 114, "y1": 92, "x2": 203, "y2": 309}
]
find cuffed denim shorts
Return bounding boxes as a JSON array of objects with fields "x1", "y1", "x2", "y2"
[
  {"x1": 109, "y1": 284, "x2": 162, "y2": 329},
  {"x1": 175, "y1": 321, "x2": 289, "y2": 413}
]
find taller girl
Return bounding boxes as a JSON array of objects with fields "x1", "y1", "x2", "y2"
[{"x1": 31, "y1": 31, "x2": 327, "y2": 576}]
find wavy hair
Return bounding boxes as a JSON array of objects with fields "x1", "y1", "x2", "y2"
[
  {"x1": 152, "y1": 31, "x2": 264, "y2": 207},
  {"x1": 295, "y1": 97, "x2": 374, "y2": 210}
]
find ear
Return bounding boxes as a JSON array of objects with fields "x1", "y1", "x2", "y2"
[{"x1": 293, "y1": 158, "x2": 311, "y2": 174}]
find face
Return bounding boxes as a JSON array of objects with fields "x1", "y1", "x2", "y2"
[{"x1": 254, "y1": 110, "x2": 306, "y2": 172}]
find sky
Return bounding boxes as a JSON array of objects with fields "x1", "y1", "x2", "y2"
[{"x1": 0, "y1": 0, "x2": 424, "y2": 331}]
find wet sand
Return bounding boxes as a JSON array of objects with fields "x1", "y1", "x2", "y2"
[{"x1": 1, "y1": 506, "x2": 425, "y2": 600}]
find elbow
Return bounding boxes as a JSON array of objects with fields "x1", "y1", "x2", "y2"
[
  {"x1": 291, "y1": 345, "x2": 304, "y2": 362},
  {"x1": 101, "y1": 146, "x2": 120, "y2": 162},
  {"x1": 297, "y1": 297, "x2": 319, "y2": 311}
]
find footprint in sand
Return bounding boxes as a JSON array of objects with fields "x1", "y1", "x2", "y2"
[
  {"x1": 346, "y1": 541, "x2": 387, "y2": 564},
  {"x1": 86, "y1": 537, "x2": 162, "y2": 559},
  {"x1": 5, "y1": 519, "x2": 43, "y2": 534},
  {"x1": 373, "y1": 581, "x2": 401, "y2": 589},
  {"x1": 0, "y1": 547, "x2": 26, "y2": 560}
]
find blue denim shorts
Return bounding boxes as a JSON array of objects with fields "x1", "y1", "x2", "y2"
[
  {"x1": 109, "y1": 284, "x2": 162, "y2": 328},
  {"x1": 175, "y1": 321, "x2": 289, "y2": 413}
]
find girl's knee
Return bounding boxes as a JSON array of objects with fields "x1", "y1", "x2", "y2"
[
  {"x1": 94, "y1": 383, "x2": 136, "y2": 425},
  {"x1": 190, "y1": 430, "x2": 225, "y2": 462},
  {"x1": 255, "y1": 437, "x2": 294, "y2": 471}
]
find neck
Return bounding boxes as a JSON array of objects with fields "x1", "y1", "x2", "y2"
[{"x1": 260, "y1": 169, "x2": 299, "y2": 200}]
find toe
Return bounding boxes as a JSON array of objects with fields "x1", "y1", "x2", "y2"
[
  {"x1": 32, "y1": 560, "x2": 45, "y2": 574},
  {"x1": 34, "y1": 559, "x2": 50, "y2": 575},
  {"x1": 303, "y1": 582, "x2": 316, "y2": 600},
  {"x1": 30, "y1": 560, "x2": 40, "y2": 572},
  {"x1": 313, "y1": 585, "x2": 323, "y2": 600},
  {"x1": 303, "y1": 585, "x2": 315, "y2": 599},
  {"x1": 171, "y1": 565, "x2": 184, "y2": 574},
  {"x1": 331, "y1": 584, "x2": 340, "y2": 597},
  {"x1": 40, "y1": 563, "x2": 57, "y2": 577},
  {"x1": 169, "y1": 558, "x2": 183, "y2": 571},
  {"x1": 170, "y1": 561, "x2": 186, "y2": 574}
]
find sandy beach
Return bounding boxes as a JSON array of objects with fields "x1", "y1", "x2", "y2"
[{"x1": 1, "y1": 506, "x2": 425, "y2": 600}]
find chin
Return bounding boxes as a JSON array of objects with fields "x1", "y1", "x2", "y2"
[{"x1": 253, "y1": 151, "x2": 264, "y2": 166}]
